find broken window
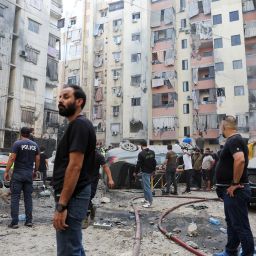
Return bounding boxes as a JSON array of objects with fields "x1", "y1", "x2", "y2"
[
  {"x1": 45, "y1": 111, "x2": 58, "y2": 126},
  {"x1": 70, "y1": 17, "x2": 76, "y2": 25},
  {"x1": 152, "y1": 52, "x2": 161, "y2": 64},
  {"x1": 23, "y1": 76, "x2": 36, "y2": 91},
  {"x1": 21, "y1": 109, "x2": 34, "y2": 124},
  {"x1": 113, "y1": 35, "x2": 121, "y2": 45},
  {"x1": 25, "y1": 45, "x2": 39, "y2": 65},
  {"x1": 68, "y1": 76, "x2": 77, "y2": 85},
  {"x1": 131, "y1": 75, "x2": 141, "y2": 86},
  {"x1": 181, "y1": 19, "x2": 187, "y2": 29},
  {"x1": 130, "y1": 120, "x2": 143, "y2": 133},
  {"x1": 113, "y1": 19, "x2": 122, "y2": 31},
  {"x1": 28, "y1": 19, "x2": 40, "y2": 34},
  {"x1": 152, "y1": 93, "x2": 175, "y2": 108}
]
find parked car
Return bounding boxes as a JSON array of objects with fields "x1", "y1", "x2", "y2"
[{"x1": 105, "y1": 142, "x2": 183, "y2": 189}]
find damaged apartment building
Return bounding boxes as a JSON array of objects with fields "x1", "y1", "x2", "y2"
[
  {"x1": 60, "y1": 0, "x2": 256, "y2": 147},
  {"x1": 0, "y1": 0, "x2": 62, "y2": 150}
]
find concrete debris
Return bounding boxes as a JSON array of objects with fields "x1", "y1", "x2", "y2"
[
  {"x1": 0, "y1": 214, "x2": 8, "y2": 218},
  {"x1": 173, "y1": 227, "x2": 181, "y2": 233},
  {"x1": 166, "y1": 232, "x2": 173, "y2": 238},
  {"x1": 39, "y1": 190, "x2": 51, "y2": 197},
  {"x1": 187, "y1": 222, "x2": 198, "y2": 237},
  {"x1": 100, "y1": 197, "x2": 111, "y2": 203},
  {"x1": 187, "y1": 241, "x2": 199, "y2": 249},
  {"x1": 93, "y1": 222, "x2": 112, "y2": 230},
  {"x1": 219, "y1": 227, "x2": 227, "y2": 234}
]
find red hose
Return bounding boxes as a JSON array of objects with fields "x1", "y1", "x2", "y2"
[{"x1": 131, "y1": 195, "x2": 221, "y2": 256}]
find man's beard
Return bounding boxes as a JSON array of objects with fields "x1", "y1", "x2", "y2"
[{"x1": 58, "y1": 102, "x2": 76, "y2": 117}]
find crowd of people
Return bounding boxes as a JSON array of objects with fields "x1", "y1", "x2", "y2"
[{"x1": 2, "y1": 84, "x2": 255, "y2": 256}]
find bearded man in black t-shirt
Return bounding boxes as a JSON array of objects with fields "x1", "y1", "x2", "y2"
[
  {"x1": 214, "y1": 116, "x2": 254, "y2": 256},
  {"x1": 52, "y1": 85, "x2": 96, "y2": 256}
]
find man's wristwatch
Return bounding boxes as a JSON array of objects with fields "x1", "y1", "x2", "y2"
[{"x1": 56, "y1": 203, "x2": 67, "y2": 213}]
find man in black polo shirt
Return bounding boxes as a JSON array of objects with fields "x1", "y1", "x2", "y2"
[
  {"x1": 52, "y1": 85, "x2": 96, "y2": 256},
  {"x1": 214, "y1": 116, "x2": 254, "y2": 256}
]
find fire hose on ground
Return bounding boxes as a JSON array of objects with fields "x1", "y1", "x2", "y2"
[{"x1": 131, "y1": 195, "x2": 221, "y2": 256}]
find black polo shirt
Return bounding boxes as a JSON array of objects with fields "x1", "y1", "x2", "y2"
[
  {"x1": 53, "y1": 115, "x2": 96, "y2": 196},
  {"x1": 215, "y1": 134, "x2": 248, "y2": 185}
]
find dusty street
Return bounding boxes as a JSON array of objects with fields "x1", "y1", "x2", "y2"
[{"x1": 0, "y1": 182, "x2": 255, "y2": 256}]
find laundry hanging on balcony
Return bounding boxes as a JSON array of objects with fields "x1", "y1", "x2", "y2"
[
  {"x1": 192, "y1": 90, "x2": 199, "y2": 110},
  {"x1": 192, "y1": 68, "x2": 198, "y2": 85},
  {"x1": 152, "y1": 78, "x2": 164, "y2": 88}
]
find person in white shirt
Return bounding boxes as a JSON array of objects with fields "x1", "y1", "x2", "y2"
[
  {"x1": 202, "y1": 148, "x2": 215, "y2": 191},
  {"x1": 182, "y1": 148, "x2": 193, "y2": 193}
]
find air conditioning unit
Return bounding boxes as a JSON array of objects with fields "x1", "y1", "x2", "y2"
[
  {"x1": 112, "y1": 131, "x2": 118, "y2": 136},
  {"x1": 113, "y1": 75, "x2": 119, "y2": 80},
  {"x1": 187, "y1": 95, "x2": 192, "y2": 101},
  {"x1": 20, "y1": 50, "x2": 27, "y2": 58}
]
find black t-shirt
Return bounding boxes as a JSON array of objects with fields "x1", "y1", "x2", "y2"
[
  {"x1": 136, "y1": 148, "x2": 156, "y2": 174},
  {"x1": 94, "y1": 151, "x2": 106, "y2": 177},
  {"x1": 215, "y1": 134, "x2": 248, "y2": 185},
  {"x1": 39, "y1": 152, "x2": 48, "y2": 171},
  {"x1": 53, "y1": 116, "x2": 96, "y2": 196}
]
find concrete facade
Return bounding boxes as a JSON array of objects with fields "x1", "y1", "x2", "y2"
[{"x1": 0, "y1": 0, "x2": 62, "y2": 149}]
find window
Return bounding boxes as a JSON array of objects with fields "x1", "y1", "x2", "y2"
[
  {"x1": 182, "y1": 59, "x2": 188, "y2": 70},
  {"x1": 131, "y1": 53, "x2": 141, "y2": 62},
  {"x1": 229, "y1": 11, "x2": 239, "y2": 22},
  {"x1": 217, "y1": 88, "x2": 225, "y2": 97},
  {"x1": 113, "y1": 19, "x2": 122, "y2": 31},
  {"x1": 203, "y1": 51, "x2": 213, "y2": 57},
  {"x1": 45, "y1": 111, "x2": 58, "y2": 125},
  {"x1": 100, "y1": 9, "x2": 107, "y2": 17},
  {"x1": 180, "y1": 0, "x2": 186, "y2": 11},
  {"x1": 181, "y1": 39, "x2": 187, "y2": 49},
  {"x1": 214, "y1": 38, "x2": 223, "y2": 48},
  {"x1": 47, "y1": 58, "x2": 58, "y2": 81},
  {"x1": 23, "y1": 76, "x2": 36, "y2": 91},
  {"x1": 131, "y1": 97, "x2": 141, "y2": 106},
  {"x1": 28, "y1": 19, "x2": 40, "y2": 33},
  {"x1": 109, "y1": 1, "x2": 124, "y2": 12},
  {"x1": 0, "y1": 6, "x2": 5, "y2": 17},
  {"x1": 160, "y1": 10, "x2": 165, "y2": 21},
  {"x1": 233, "y1": 60, "x2": 243, "y2": 69},
  {"x1": 113, "y1": 69, "x2": 121, "y2": 78},
  {"x1": 184, "y1": 126, "x2": 190, "y2": 137},
  {"x1": 131, "y1": 75, "x2": 141, "y2": 86},
  {"x1": 48, "y1": 34, "x2": 57, "y2": 48},
  {"x1": 152, "y1": 93, "x2": 175, "y2": 108},
  {"x1": 70, "y1": 17, "x2": 76, "y2": 25},
  {"x1": 153, "y1": 28, "x2": 174, "y2": 42},
  {"x1": 30, "y1": 0, "x2": 42, "y2": 10},
  {"x1": 132, "y1": 33, "x2": 140, "y2": 41},
  {"x1": 181, "y1": 18, "x2": 187, "y2": 29},
  {"x1": 215, "y1": 62, "x2": 224, "y2": 71},
  {"x1": 234, "y1": 86, "x2": 244, "y2": 96},
  {"x1": 213, "y1": 14, "x2": 222, "y2": 25},
  {"x1": 183, "y1": 104, "x2": 189, "y2": 114},
  {"x1": 113, "y1": 35, "x2": 121, "y2": 45},
  {"x1": 21, "y1": 109, "x2": 34, "y2": 124},
  {"x1": 132, "y1": 12, "x2": 140, "y2": 22},
  {"x1": 69, "y1": 44, "x2": 81, "y2": 57},
  {"x1": 113, "y1": 106, "x2": 119, "y2": 117},
  {"x1": 183, "y1": 81, "x2": 189, "y2": 92},
  {"x1": 113, "y1": 51, "x2": 121, "y2": 62},
  {"x1": 25, "y1": 46, "x2": 39, "y2": 65},
  {"x1": 231, "y1": 35, "x2": 241, "y2": 46},
  {"x1": 68, "y1": 76, "x2": 77, "y2": 85}
]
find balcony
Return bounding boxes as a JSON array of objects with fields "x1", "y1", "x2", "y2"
[
  {"x1": 49, "y1": 23, "x2": 60, "y2": 37},
  {"x1": 191, "y1": 54, "x2": 214, "y2": 68},
  {"x1": 152, "y1": 107, "x2": 177, "y2": 117},
  {"x1": 197, "y1": 103, "x2": 216, "y2": 113},
  {"x1": 44, "y1": 98, "x2": 57, "y2": 110},
  {"x1": 152, "y1": 130, "x2": 177, "y2": 140},
  {"x1": 50, "y1": 0, "x2": 62, "y2": 19},
  {"x1": 196, "y1": 78, "x2": 215, "y2": 90}
]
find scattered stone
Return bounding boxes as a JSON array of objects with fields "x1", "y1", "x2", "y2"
[
  {"x1": 150, "y1": 221, "x2": 154, "y2": 225},
  {"x1": 93, "y1": 222, "x2": 112, "y2": 230},
  {"x1": 187, "y1": 241, "x2": 199, "y2": 249},
  {"x1": 0, "y1": 214, "x2": 8, "y2": 218},
  {"x1": 100, "y1": 197, "x2": 110, "y2": 203},
  {"x1": 208, "y1": 236, "x2": 212, "y2": 239},
  {"x1": 187, "y1": 222, "x2": 198, "y2": 237},
  {"x1": 173, "y1": 227, "x2": 181, "y2": 233},
  {"x1": 166, "y1": 232, "x2": 173, "y2": 238}
]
